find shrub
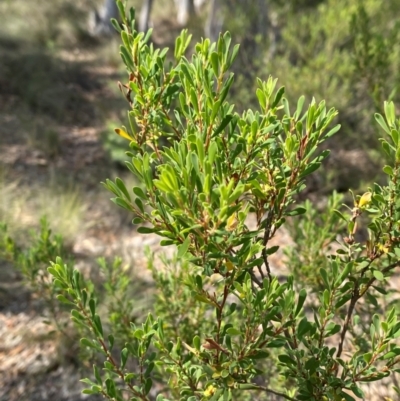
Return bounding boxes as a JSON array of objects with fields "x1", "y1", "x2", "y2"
[
  {"x1": 265, "y1": 0, "x2": 400, "y2": 191},
  {"x1": 48, "y1": 2, "x2": 400, "y2": 400},
  {"x1": 0, "y1": 219, "x2": 72, "y2": 335}
]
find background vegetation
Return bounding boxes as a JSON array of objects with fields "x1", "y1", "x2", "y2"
[{"x1": 1, "y1": 0, "x2": 400, "y2": 400}]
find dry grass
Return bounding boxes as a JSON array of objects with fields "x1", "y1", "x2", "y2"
[{"x1": 0, "y1": 169, "x2": 88, "y2": 246}]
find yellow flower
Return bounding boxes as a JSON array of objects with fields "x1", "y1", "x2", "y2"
[
  {"x1": 114, "y1": 128, "x2": 133, "y2": 141},
  {"x1": 204, "y1": 385, "x2": 216, "y2": 397},
  {"x1": 225, "y1": 260, "x2": 234, "y2": 271},
  {"x1": 226, "y1": 213, "x2": 238, "y2": 231},
  {"x1": 358, "y1": 192, "x2": 372, "y2": 207},
  {"x1": 378, "y1": 243, "x2": 389, "y2": 253}
]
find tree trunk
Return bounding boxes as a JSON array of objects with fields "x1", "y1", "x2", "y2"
[
  {"x1": 174, "y1": 0, "x2": 196, "y2": 26},
  {"x1": 205, "y1": 0, "x2": 223, "y2": 42},
  {"x1": 139, "y1": 0, "x2": 154, "y2": 32},
  {"x1": 88, "y1": 0, "x2": 119, "y2": 37}
]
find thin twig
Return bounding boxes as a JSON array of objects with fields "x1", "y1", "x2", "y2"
[
  {"x1": 242, "y1": 384, "x2": 297, "y2": 401},
  {"x1": 337, "y1": 282, "x2": 359, "y2": 358},
  {"x1": 360, "y1": 260, "x2": 400, "y2": 297},
  {"x1": 261, "y1": 213, "x2": 274, "y2": 281},
  {"x1": 337, "y1": 259, "x2": 400, "y2": 358}
]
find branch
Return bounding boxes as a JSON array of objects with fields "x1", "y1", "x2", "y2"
[
  {"x1": 249, "y1": 270, "x2": 262, "y2": 288},
  {"x1": 360, "y1": 259, "x2": 400, "y2": 297},
  {"x1": 337, "y1": 282, "x2": 359, "y2": 358},
  {"x1": 380, "y1": 259, "x2": 400, "y2": 274},
  {"x1": 337, "y1": 259, "x2": 400, "y2": 357},
  {"x1": 238, "y1": 383, "x2": 297, "y2": 401},
  {"x1": 261, "y1": 217, "x2": 273, "y2": 281}
]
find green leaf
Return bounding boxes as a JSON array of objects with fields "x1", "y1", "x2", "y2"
[
  {"x1": 226, "y1": 327, "x2": 241, "y2": 336},
  {"x1": 350, "y1": 384, "x2": 364, "y2": 398},
  {"x1": 294, "y1": 95, "x2": 305, "y2": 120},
  {"x1": 278, "y1": 354, "x2": 296, "y2": 366},
  {"x1": 323, "y1": 288, "x2": 330, "y2": 307},
  {"x1": 382, "y1": 166, "x2": 393, "y2": 176},
  {"x1": 271, "y1": 87, "x2": 285, "y2": 108},
  {"x1": 295, "y1": 289, "x2": 307, "y2": 317},
  {"x1": 120, "y1": 45, "x2": 134, "y2": 71},
  {"x1": 71, "y1": 309, "x2": 86, "y2": 322},
  {"x1": 384, "y1": 101, "x2": 396, "y2": 127},
  {"x1": 324, "y1": 124, "x2": 341, "y2": 138},
  {"x1": 108, "y1": 334, "x2": 114, "y2": 350},
  {"x1": 193, "y1": 335, "x2": 201, "y2": 351},
  {"x1": 121, "y1": 348, "x2": 129, "y2": 369},
  {"x1": 299, "y1": 162, "x2": 321, "y2": 178},
  {"x1": 266, "y1": 245, "x2": 279, "y2": 255},
  {"x1": 229, "y1": 44, "x2": 240, "y2": 68},
  {"x1": 256, "y1": 88, "x2": 267, "y2": 110},
  {"x1": 363, "y1": 352, "x2": 373, "y2": 363},
  {"x1": 47, "y1": 266, "x2": 59, "y2": 278},
  {"x1": 390, "y1": 129, "x2": 399, "y2": 146},
  {"x1": 105, "y1": 377, "x2": 116, "y2": 398},
  {"x1": 373, "y1": 270, "x2": 384, "y2": 281},
  {"x1": 195, "y1": 294, "x2": 214, "y2": 305},
  {"x1": 112, "y1": 197, "x2": 133, "y2": 211},
  {"x1": 137, "y1": 226, "x2": 158, "y2": 234},
  {"x1": 189, "y1": 87, "x2": 199, "y2": 115},
  {"x1": 325, "y1": 322, "x2": 341, "y2": 336},
  {"x1": 248, "y1": 350, "x2": 270, "y2": 359},
  {"x1": 80, "y1": 338, "x2": 100, "y2": 350},
  {"x1": 381, "y1": 139, "x2": 393, "y2": 158},
  {"x1": 134, "y1": 197, "x2": 145, "y2": 213},
  {"x1": 211, "y1": 100, "x2": 222, "y2": 121},
  {"x1": 144, "y1": 378, "x2": 153, "y2": 395},
  {"x1": 297, "y1": 317, "x2": 313, "y2": 337},
  {"x1": 342, "y1": 393, "x2": 356, "y2": 401},
  {"x1": 375, "y1": 113, "x2": 391, "y2": 135},
  {"x1": 93, "y1": 365, "x2": 102, "y2": 385},
  {"x1": 56, "y1": 294, "x2": 75, "y2": 306},
  {"x1": 196, "y1": 136, "x2": 205, "y2": 165},
  {"x1": 110, "y1": 18, "x2": 122, "y2": 33},
  {"x1": 228, "y1": 183, "x2": 245, "y2": 204},
  {"x1": 89, "y1": 298, "x2": 96, "y2": 317},
  {"x1": 93, "y1": 314, "x2": 104, "y2": 338},
  {"x1": 286, "y1": 207, "x2": 306, "y2": 216},
  {"x1": 320, "y1": 268, "x2": 330, "y2": 290},
  {"x1": 336, "y1": 262, "x2": 353, "y2": 285},
  {"x1": 177, "y1": 236, "x2": 190, "y2": 259},
  {"x1": 121, "y1": 31, "x2": 130, "y2": 52},
  {"x1": 305, "y1": 357, "x2": 318, "y2": 374},
  {"x1": 133, "y1": 186, "x2": 147, "y2": 200},
  {"x1": 282, "y1": 97, "x2": 290, "y2": 116},
  {"x1": 332, "y1": 209, "x2": 348, "y2": 222},
  {"x1": 210, "y1": 52, "x2": 219, "y2": 77},
  {"x1": 213, "y1": 114, "x2": 234, "y2": 137},
  {"x1": 144, "y1": 362, "x2": 155, "y2": 378},
  {"x1": 116, "y1": 0, "x2": 126, "y2": 22}
]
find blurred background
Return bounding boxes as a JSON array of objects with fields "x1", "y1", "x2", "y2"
[{"x1": 1, "y1": 0, "x2": 400, "y2": 399}]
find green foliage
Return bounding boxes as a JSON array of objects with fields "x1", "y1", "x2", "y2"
[
  {"x1": 0, "y1": 216, "x2": 155, "y2": 369},
  {"x1": 97, "y1": 255, "x2": 152, "y2": 344},
  {"x1": 285, "y1": 191, "x2": 346, "y2": 289},
  {"x1": 148, "y1": 252, "x2": 213, "y2": 344},
  {"x1": 0, "y1": 218, "x2": 66, "y2": 293},
  {"x1": 0, "y1": 218, "x2": 72, "y2": 335},
  {"x1": 102, "y1": 120, "x2": 132, "y2": 164},
  {"x1": 45, "y1": 2, "x2": 400, "y2": 400},
  {"x1": 264, "y1": 0, "x2": 400, "y2": 189}
]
